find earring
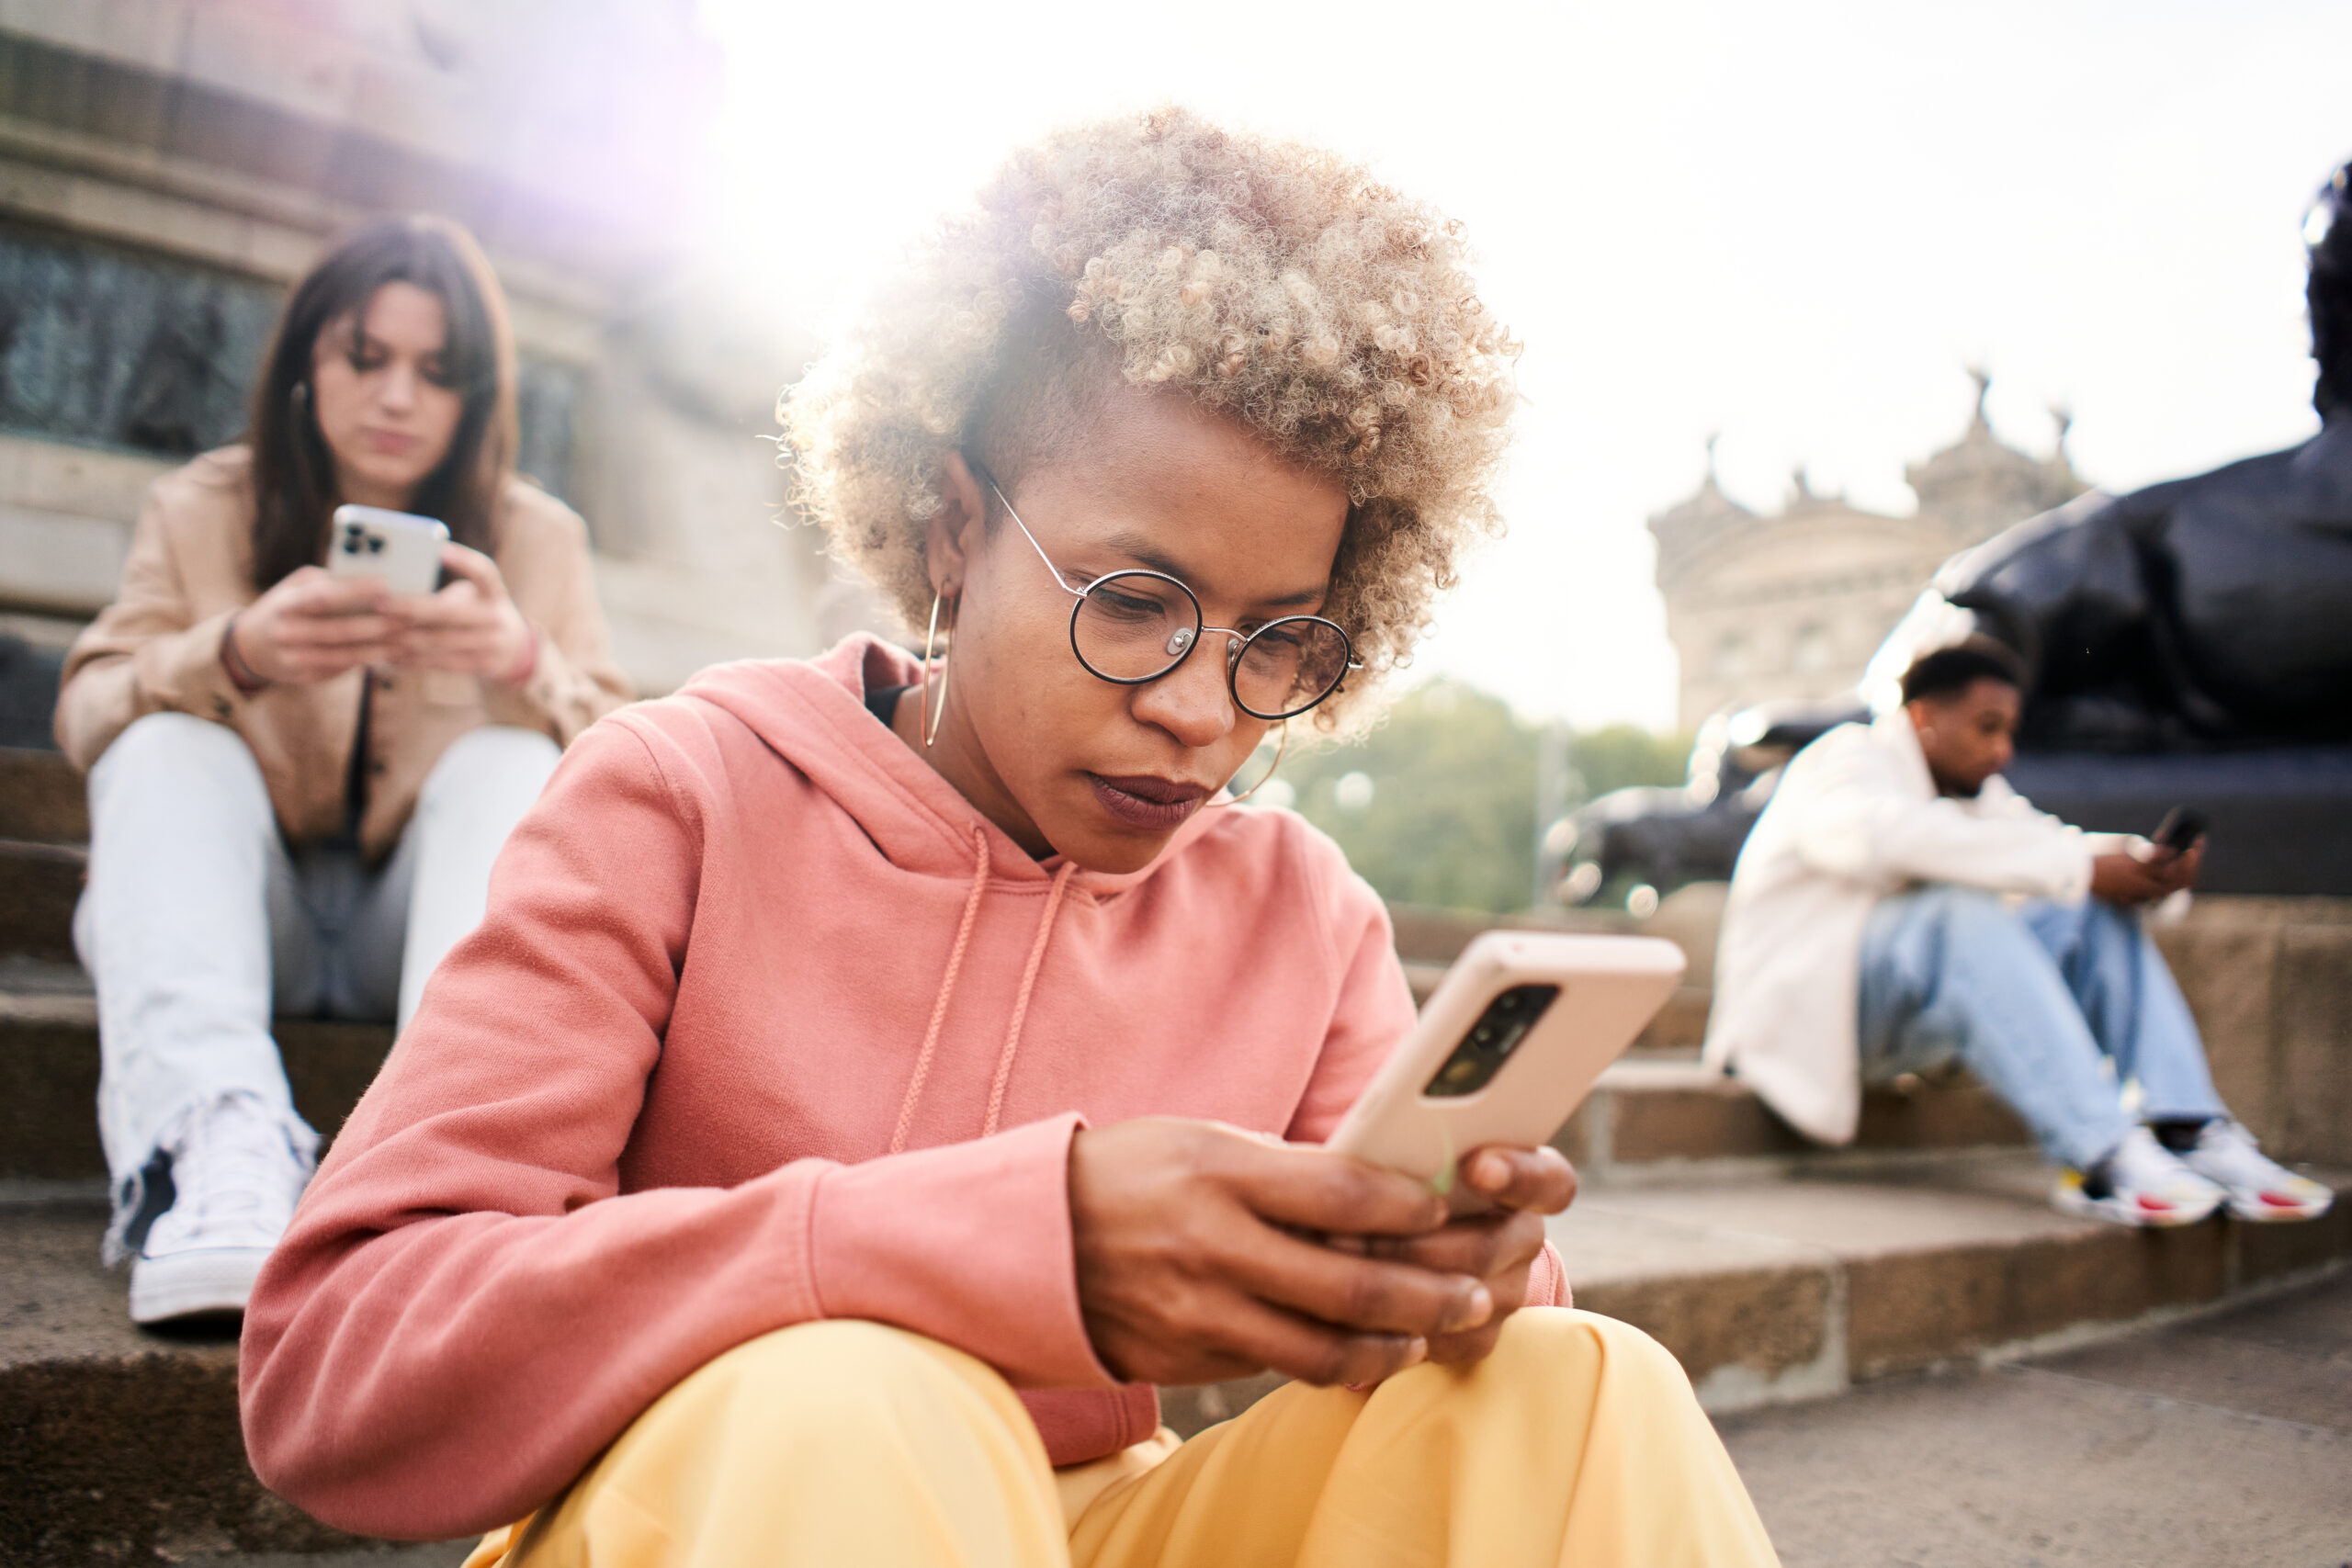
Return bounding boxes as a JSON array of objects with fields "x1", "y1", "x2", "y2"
[
  {"x1": 1209, "y1": 721, "x2": 1289, "y2": 807},
  {"x1": 920, "y1": 590, "x2": 956, "y2": 749}
]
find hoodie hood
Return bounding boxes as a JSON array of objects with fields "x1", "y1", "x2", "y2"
[{"x1": 677, "y1": 633, "x2": 1226, "y2": 897}]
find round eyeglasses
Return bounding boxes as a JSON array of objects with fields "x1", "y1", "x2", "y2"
[{"x1": 984, "y1": 476, "x2": 1361, "y2": 722}]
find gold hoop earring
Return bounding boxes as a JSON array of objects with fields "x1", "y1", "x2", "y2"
[
  {"x1": 920, "y1": 591, "x2": 956, "y2": 749},
  {"x1": 1210, "y1": 721, "x2": 1288, "y2": 807}
]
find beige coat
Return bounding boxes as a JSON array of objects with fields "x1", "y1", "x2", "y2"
[
  {"x1": 1702, "y1": 712, "x2": 2099, "y2": 1145},
  {"x1": 57, "y1": 447, "x2": 632, "y2": 858}
]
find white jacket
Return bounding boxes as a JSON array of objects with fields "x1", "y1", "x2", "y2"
[{"x1": 1702, "y1": 713, "x2": 2097, "y2": 1144}]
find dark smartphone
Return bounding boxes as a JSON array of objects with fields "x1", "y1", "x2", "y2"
[{"x1": 2152, "y1": 807, "x2": 2209, "y2": 853}]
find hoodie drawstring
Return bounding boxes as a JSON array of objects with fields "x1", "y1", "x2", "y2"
[
  {"x1": 888, "y1": 832, "x2": 1079, "y2": 1152},
  {"x1": 889, "y1": 829, "x2": 992, "y2": 1156},
  {"x1": 983, "y1": 860, "x2": 1076, "y2": 1138}
]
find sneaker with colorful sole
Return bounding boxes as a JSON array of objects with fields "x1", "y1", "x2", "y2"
[
  {"x1": 2052, "y1": 1126, "x2": 2225, "y2": 1228},
  {"x1": 2177, "y1": 1119, "x2": 2335, "y2": 1223}
]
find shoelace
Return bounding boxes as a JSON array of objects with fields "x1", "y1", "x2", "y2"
[
  {"x1": 2194, "y1": 1120, "x2": 2256, "y2": 1159},
  {"x1": 2189, "y1": 1120, "x2": 2301, "y2": 1190},
  {"x1": 2103, "y1": 1127, "x2": 2210, "y2": 1195},
  {"x1": 158, "y1": 1093, "x2": 308, "y2": 1230}
]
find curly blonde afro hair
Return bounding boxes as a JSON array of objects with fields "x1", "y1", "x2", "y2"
[{"x1": 779, "y1": 106, "x2": 1519, "y2": 728}]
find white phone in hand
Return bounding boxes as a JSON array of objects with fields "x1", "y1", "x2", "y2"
[
  {"x1": 1328, "y1": 931, "x2": 1685, "y2": 1213},
  {"x1": 328, "y1": 504, "x2": 447, "y2": 598}
]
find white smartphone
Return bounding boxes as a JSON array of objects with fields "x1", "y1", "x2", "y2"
[
  {"x1": 1328, "y1": 931, "x2": 1685, "y2": 1212},
  {"x1": 328, "y1": 504, "x2": 447, "y2": 598}
]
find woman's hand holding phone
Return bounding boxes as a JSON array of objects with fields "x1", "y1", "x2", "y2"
[
  {"x1": 1332, "y1": 1144, "x2": 1577, "y2": 1368},
  {"x1": 385, "y1": 543, "x2": 534, "y2": 683},
  {"x1": 1068, "y1": 1118, "x2": 1576, "y2": 1389},
  {"x1": 229, "y1": 566, "x2": 399, "y2": 686}
]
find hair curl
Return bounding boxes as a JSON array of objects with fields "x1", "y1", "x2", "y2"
[{"x1": 778, "y1": 107, "x2": 1519, "y2": 728}]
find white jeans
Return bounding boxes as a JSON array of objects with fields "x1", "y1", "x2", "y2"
[{"x1": 76, "y1": 712, "x2": 560, "y2": 1193}]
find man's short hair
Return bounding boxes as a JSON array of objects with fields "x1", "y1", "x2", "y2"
[{"x1": 1900, "y1": 639, "x2": 2026, "y2": 706}]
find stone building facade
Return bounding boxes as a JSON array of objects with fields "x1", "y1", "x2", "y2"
[
  {"x1": 0, "y1": 1, "x2": 886, "y2": 696},
  {"x1": 1649, "y1": 373, "x2": 2086, "y2": 731}
]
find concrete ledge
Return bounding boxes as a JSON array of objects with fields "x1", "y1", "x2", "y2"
[
  {"x1": 0, "y1": 747, "x2": 85, "y2": 843},
  {"x1": 0, "y1": 1201, "x2": 374, "y2": 1565},
  {"x1": 0, "y1": 839, "x2": 83, "y2": 963},
  {"x1": 1556, "y1": 1201, "x2": 1844, "y2": 1406},
  {"x1": 1556, "y1": 1061, "x2": 2029, "y2": 1182},
  {"x1": 0, "y1": 985, "x2": 392, "y2": 1179},
  {"x1": 6, "y1": 1161, "x2": 2345, "y2": 1560},
  {"x1": 1555, "y1": 1158, "x2": 2352, "y2": 1408},
  {"x1": 2152, "y1": 898, "x2": 2352, "y2": 1167},
  {"x1": 1431, "y1": 886, "x2": 2352, "y2": 1170}
]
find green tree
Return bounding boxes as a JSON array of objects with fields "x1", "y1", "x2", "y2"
[
  {"x1": 1563, "y1": 724, "x2": 1691, "y2": 803},
  {"x1": 1280, "y1": 680, "x2": 1536, "y2": 912},
  {"x1": 1273, "y1": 683, "x2": 1691, "y2": 914}
]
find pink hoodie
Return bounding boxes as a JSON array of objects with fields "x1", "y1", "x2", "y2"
[{"x1": 239, "y1": 635, "x2": 1567, "y2": 1539}]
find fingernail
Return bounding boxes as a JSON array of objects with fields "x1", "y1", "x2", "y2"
[
  {"x1": 1402, "y1": 1337, "x2": 1428, "y2": 1369},
  {"x1": 1470, "y1": 1152, "x2": 1510, "y2": 1190},
  {"x1": 1453, "y1": 1285, "x2": 1493, "y2": 1331}
]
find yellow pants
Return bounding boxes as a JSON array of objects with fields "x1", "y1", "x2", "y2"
[{"x1": 464, "y1": 1308, "x2": 1779, "y2": 1567}]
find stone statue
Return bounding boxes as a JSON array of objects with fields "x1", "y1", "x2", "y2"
[{"x1": 1890, "y1": 162, "x2": 2352, "y2": 751}]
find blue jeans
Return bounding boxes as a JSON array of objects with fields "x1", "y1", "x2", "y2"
[{"x1": 1856, "y1": 887, "x2": 2227, "y2": 1170}]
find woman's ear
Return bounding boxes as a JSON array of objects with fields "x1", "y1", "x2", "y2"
[{"x1": 926, "y1": 452, "x2": 989, "y2": 599}]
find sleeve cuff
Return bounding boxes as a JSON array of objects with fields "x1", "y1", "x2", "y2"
[
  {"x1": 2050, "y1": 838, "x2": 2097, "y2": 905},
  {"x1": 484, "y1": 633, "x2": 585, "y2": 740},
  {"x1": 156, "y1": 608, "x2": 255, "y2": 724},
  {"x1": 807, "y1": 1111, "x2": 1117, "y2": 1390},
  {"x1": 1526, "y1": 1241, "x2": 1570, "y2": 1310}
]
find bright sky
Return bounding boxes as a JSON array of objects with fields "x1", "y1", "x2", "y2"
[{"x1": 691, "y1": 0, "x2": 2350, "y2": 730}]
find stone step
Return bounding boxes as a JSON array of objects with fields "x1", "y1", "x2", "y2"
[
  {"x1": 0, "y1": 838, "x2": 84, "y2": 963},
  {"x1": 1556, "y1": 1059, "x2": 2031, "y2": 1185},
  {"x1": 6, "y1": 1160, "x2": 2344, "y2": 1564},
  {"x1": 0, "y1": 1196, "x2": 396, "y2": 1565},
  {"x1": 0, "y1": 964, "x2": 394, "y2": 1181},
  {"x1": 0, "y1": 970, "x2": 2001, "y2": 1185},
  {"x1": 0, "y1": 759, "x2": 1736, "y2": 1059},
  {"x1": 1, "y1": 746, "x2": 90, "y2": 966},
  {"x1": 0, "y1": 744, "x2": 84, "y2": 844},
  {"x1": 1550, "y1": 1154, "x2": 2352, "y2": 1407},
  {"x1": 1418, "y1": 887, "x2": 2352, "y2": 1169},
  {"x1": 0, "y1": 881, "x2": 1719, "y2": 1050}
]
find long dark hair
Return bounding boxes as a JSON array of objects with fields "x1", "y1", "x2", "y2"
[{"x1": 245, "y1": 215, "x2": 517, "y2": 590}]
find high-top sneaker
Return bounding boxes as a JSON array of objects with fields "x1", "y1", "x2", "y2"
[{"x1": 127, "y1": 1092, "x2": 317, "y2": 1325}]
